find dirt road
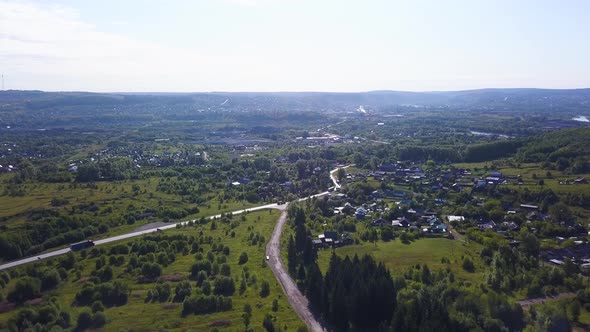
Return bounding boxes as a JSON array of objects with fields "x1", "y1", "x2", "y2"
[
  {"x1": 517, "y1": 292, "x2": 575, "y2": 308},
  {"x1": 266, "y1": 210, "x2": 328, "y2": 332}
]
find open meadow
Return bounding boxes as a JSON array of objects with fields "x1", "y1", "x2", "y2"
[{"x1": 0, "y1": 209, "x2": 305, "y2": 331}]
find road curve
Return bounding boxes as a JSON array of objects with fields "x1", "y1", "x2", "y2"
[
  {"x1": 0, "y1": 166, "x2": 351, "y2": 332},
  {"x1": 329, "y1": 164, "x2": 353, "y2": 189},
  {"x1": 0, "y1": 166, "x2": 350, "y2": 272},
  {"x1": 266, "y1": 210, "x2": 328, "y2": 332}
]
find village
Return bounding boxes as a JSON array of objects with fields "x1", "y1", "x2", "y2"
[{"x1": 311, "y1": 161, "x2": 590, "y2": 272}]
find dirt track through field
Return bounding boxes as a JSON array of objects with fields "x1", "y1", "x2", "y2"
[{"x1": 517, "y1": 292, "x2": 575, "y2": 308}]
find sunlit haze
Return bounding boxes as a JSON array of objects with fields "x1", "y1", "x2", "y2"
[{"x1": 1, "y1": 0, "x2": 589, "y2": 92}]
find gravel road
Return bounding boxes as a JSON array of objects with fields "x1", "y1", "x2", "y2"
[
  {"x1": 266, "y1": 209, "x2": 328, "y2": 332},
  {"x1": 517, "y1": 292, "x2": 575, "y2": 308}
]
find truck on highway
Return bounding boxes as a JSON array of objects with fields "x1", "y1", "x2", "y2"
[{"x1": 70, "y1": 240, "x2": 95, "y2": 251}]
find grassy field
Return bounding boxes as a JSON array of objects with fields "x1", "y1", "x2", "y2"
[
  {"x1": 0, "y1": 177, "x2": 256, "y2": 221},
  {"x1": 0, "y1": 175, "x2": 261, "y2": 258},
  {"x1": 0, "y1": 209, "x2": 305, "y2": 332},
  {"x1": 317, "y1": 237, "x2": 486, "y2": 285}
]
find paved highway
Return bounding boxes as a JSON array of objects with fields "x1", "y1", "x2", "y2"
[
  {"x1": 0, "y1": 165, "x2": 351, "y2": 331},
  {"x1": 0, "y1": 166, "x2": 350, "y2": 272},
  {"x1": 0, "y1": 202, "x2": 284, "y2": 271}
]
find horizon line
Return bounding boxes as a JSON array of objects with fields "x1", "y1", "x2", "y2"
[{"x1": 2, "y1": 87, "x2": 590, "y2": 95}]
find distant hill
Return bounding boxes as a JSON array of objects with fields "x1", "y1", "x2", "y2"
[{"x1": 2, "y1": 88, "x2": 590, "y2": 111}]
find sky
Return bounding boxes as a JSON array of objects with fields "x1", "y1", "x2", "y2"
[{"x1": 1, "y1": 0, "x2": 589, "y2": 92}]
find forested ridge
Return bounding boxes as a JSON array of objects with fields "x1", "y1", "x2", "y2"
[{"x1": 516, "y1": 127, "x2": 590, "y2": 173}]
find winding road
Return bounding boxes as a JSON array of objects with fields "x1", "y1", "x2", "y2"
[
  {"x1": 0, "y1": 166, "x2": 351, "y2": 331},
  {"x1": 266, "y1": 165, "x2": 349, "y2": 331},
  {"x1": 266, "y1": 209, "x2": 327, "y2": 332}
]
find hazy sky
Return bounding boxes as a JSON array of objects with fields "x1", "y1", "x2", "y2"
[{"x1": 1, "y1": 0, "x2": 589, "y2": 92}]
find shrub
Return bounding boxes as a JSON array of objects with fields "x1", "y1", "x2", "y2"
[
  {"x1": 202, "y1": 280, "x2": 212, "y2": 295},
  {"x1": 174, "y1": 281, "x2": 192, "y2": 302},
  {"x1": 462, "y1": 258, "x2": 475, "y2": 272},
  {"x1": 75, "y1": 281, "x2": 129, "y2": 306},
  {"x1": 182, "y1": 295, "x2": 232, "y2": 316},
  {"x1": 214, "y1": 277, "x2": 235, "y2": 296},
  {"x1": 152, "y1": 283, "x2": 171, "y2": 302},
  {"x1": 141, "y1": 262, "x2": 162, "y2": 279},
  {"x1": 239, "y1": 252, "x2": 249, "y2": 265},
  {"x1": 93, "y1": 311, "x2": 107, "y2": 327},
  {"x1": 57, "y1": 310, "x2": 71, "y2": 328},
  {"x1": 220, "y1": 263, "x2": 231, "y2": 277},
  {"x1": 191, "y1": 260, "x2": 212, "y2": 277},
  {"x1": 263, "y1": 314, "x2": 275, "y2": 332},
  {"x1": 91, "y1": 300, "x2": 104, "y2": 313},
  {"x1": 41, "y1": 269, "x2": 61, "y2": 291},
  {"x1": 399, "y1": 232, "x2": 410, "y2": 244},
  {"x1": 8, "y1": 277, "x2": 41, "y2": 304},
  {"x1": 0, "y1": 271, "x2": 10, "y2": 284},
  {"x1": 259, "y1": 280, "x2": 270, "y2": 298},
  {"x1": 77, "y1": 311, "x2": 93, "y2": 330}
]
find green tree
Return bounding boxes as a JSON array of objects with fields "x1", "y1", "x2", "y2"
[
  {"x1": 568, "y1": 301, "x2": 581, "y2": 322},
  {"x1": 549, "y1": 203, "x2": 574, "y2": 224},
  {"x1": 263, "y1": 314, "x2": 275, "y2": 332},
  {"x1": 243, "y1": 304, "x2": 252, "y2": 329},
  {"x1": 93, "y1": 311, "x2": 107, "y2": 327},
  {"x1": 287, "y1": 236, "x2": 297, "y2": 276},
  {"x1": 337, "y1": 168, "x2": 346, "y2": 181},
  {"x1": 41, "y1": 269, "x2": 61, "y2": 291},
  {"x1": 462, "y1": 258, "x2": 475, "y2": 272},
  {"x1": 400, "y1": 232, "x2": 410, "y2": 244},
  {"x1": 260, "y1": 280, "x2": 270, "y2": 298},
  {"x1": 8, "y1": 277, "x2": 41, "y2": 304},
  {"x1": 239, "y1": 252, "x2": 249, "y2": 265},
  {"x1": 91, "y1": 300, "x2": 104, "y2": 313},
  {"x1": 77, "y1": 311, "x2": 93, "y2": 330},
  {"x1": 519, "y1": 231, "x2": 540, "y2": 257},
  {"x1": 381, "y1": 227, "x2": 394, "y2": 242}
]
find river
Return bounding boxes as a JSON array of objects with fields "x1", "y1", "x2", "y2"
[{"x1": 572, "y1": 115, "x2": 589, "y2": 122}]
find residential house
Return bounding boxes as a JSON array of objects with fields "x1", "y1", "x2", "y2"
[
  {"x1": 429, "y1": 223, "x2": 448, "y2": 233},
  {"x1": 323, "y1": 231, "x2": 339, "y2": 241},
  {"x1": 479, "y1": 221, "x2": 497, "y2": 231},
  {"x1": 424, "y1": 209, "x2": 437, "y2": 216},
  {"x1": 355, "y1": 207, "x2": 367, "y2": 220},
  {"x1": 371, "y1": 190, "x2": 384, "y2": 199},
  {"x1": 392, "y1": 217, "x2": 410, "y2": 228},
  {"x1": 447, "y1": 215, "x2": 465, "y2": 223},
  {"x1": 501, "y1": 221, "x2": 520, "y2": 231},
  {"x1": 371, "y1": 218, "x2": 388, "y2": 227},
  {"x1": 312, "y1": 239, "x2": 324, "y2": 249},
  {"x1": 489, "y1": 171, "x2": 503, "y2": 178},
  {"x1": 476, "y1": 180, "x2": 487, "y2": 188}
]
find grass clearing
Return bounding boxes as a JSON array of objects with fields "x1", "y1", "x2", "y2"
[{"x1": 317, "y1": 238, "x2": 485, "y2": 285}]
